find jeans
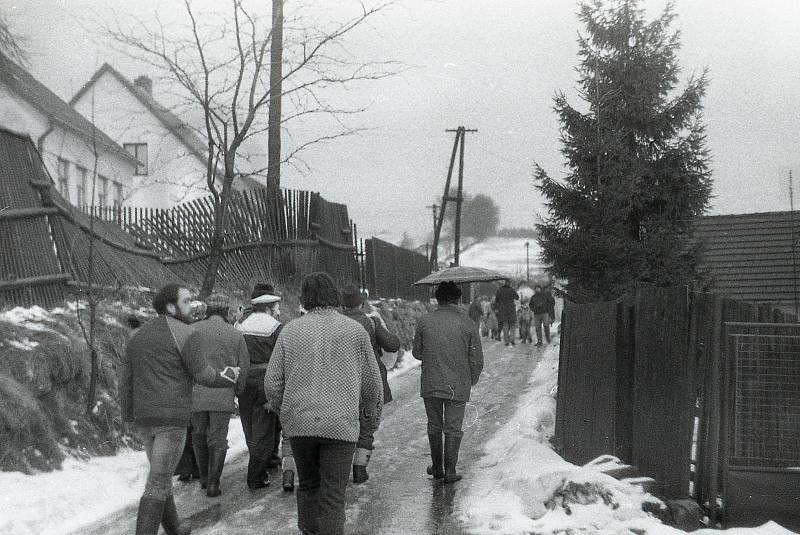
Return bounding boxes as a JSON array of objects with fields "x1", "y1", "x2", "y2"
[
  {"x1": 423, "y1": 397, "x2": 466, "y2": 439},
  {"x1": 191, "y1": 411, "x2": 231, "y2": 450},
  {"x1": 534, "y1": 313, "x2": 551, "y2": 343},
  {"x1": 137, "y1": 425, "x2": 187, "y2": 501},
  {"x1": 291, "y1": 436, "x2": 356, "y2": 535}
]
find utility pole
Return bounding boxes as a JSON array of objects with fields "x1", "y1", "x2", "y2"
[
  {"x1": 430, "y1": 126, "x2": 477, "y2": 271},
  {"x1": 525, "y1": 241, "x2": 530, "y2": 281}
]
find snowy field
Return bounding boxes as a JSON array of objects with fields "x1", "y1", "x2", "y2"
[
  {"x1": 445, "y1": 237, "x2": 548, "y2": 280},
  {"x1": 459, "y1": 336, "x2": 794, "y2": 535}
]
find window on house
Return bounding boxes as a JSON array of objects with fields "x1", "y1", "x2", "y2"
[
  {"x1": 57, "y1": 158, "x2": 70, "y2": 201},
  {"x1": 98, "y1": 175, "x2": 109, "y2": 207},
  {"x1": 124, "y1": 143, "x2": 148, "y2": 176},
  {"x1": 114, "y1": 182, "x2": 124, "y2": 207},
  {"x1": 75, "y1": 166, "x2": 88, "y2": 207}
]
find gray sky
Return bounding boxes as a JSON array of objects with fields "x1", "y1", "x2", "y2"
[{"x1": 5, "y1": 0, "x2": 800, "y2": 245}]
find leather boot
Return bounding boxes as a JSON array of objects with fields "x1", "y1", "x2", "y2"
[
  {"x1": 352, "y1": 447, "x2": 371, "y2": 484},
  {"x1": 206, "y1": 448, "x2": 227, "y2": 498},
  {"x1": 135, "y1": 497, "x2": 165, "y2": 535},
  {"x1": 426, "y1": 433, "x2": 444, "y2": 479},
  {"x1": 193, "y1": 441, "x2": 209, "y2": 490},
  {"x1": 247, "y1": 456, "x2": 271, "y2": 490},
  {"x1": 444, "y1": 434, "x2": 463, "y2": 483},
  {"x1": 161, "y1": 494, "x2": 191, "y2": 535}
]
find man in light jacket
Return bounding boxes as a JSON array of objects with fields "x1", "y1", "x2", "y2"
[
  {"x1": 190, "y1": 293, "x2": 249, "y2": 498},
  {"x1": 265, "y1": 272, "x2": 383, "y2": 535},
  {"x1": 413, "y1": 281, "x2": 484, "y2": 483}
]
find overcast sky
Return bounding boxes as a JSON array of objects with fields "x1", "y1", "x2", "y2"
[{"x1": 4, "y1": 0, "x2": 800, "y2": 245}]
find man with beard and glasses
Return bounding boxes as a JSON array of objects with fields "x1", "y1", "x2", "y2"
[{"x1": 120, "y1": 283, "x2": 241, "y2": 535}]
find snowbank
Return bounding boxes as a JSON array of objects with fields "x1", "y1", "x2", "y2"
[
  {"x1": 0, "y1": 418, "x2": 248, "y2": 535},
  {"x1": 386, "y1": 349, "x2": 421, "y2": 380},
  {"x1": 459, "y1": 337, "x2": 795, "y2": 535},
  {"x1": 444, "y1": 237, "x2": 548, "y2": 280}
]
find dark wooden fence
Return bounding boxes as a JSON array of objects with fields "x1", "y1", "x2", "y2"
[
  {"x1": 364, "y1": 237, "x2": 429, "y2": 301},
  {"x1": 555, "y1": 284, "x2": 800, "y2": 529}
]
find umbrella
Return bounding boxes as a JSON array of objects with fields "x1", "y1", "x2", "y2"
[{"x1": 413, "y1": 265, "x2": 509, "y2": 286}]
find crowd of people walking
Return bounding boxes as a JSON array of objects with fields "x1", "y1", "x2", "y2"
[
  {"x1": 120, "y1": 272, "x2": 485, "y2": 535},
  {"x1": 470, "y1": 283, "x2": 557, "y2": 347}
]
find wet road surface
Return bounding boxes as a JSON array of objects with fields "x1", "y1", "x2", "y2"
[{"x1": 78, "y1": 338, "x2": 546, "y2": 535}]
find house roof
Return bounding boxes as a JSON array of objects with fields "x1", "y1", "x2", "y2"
[
  {"x1": 70, "y1": 63, "x2": 209, "y2": 167},
  {"x1": 0, "y1": 52, "x2": 138, "y2": 165},
  {"x1": 696, "y1": 211, "x2": 800, "y2": 306}
]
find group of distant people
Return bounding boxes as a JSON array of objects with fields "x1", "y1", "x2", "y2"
[
  {"x1": 469, "y1": 282, "x2": 556, "y2": 347},
  {"x1": 121, "y1": 272, "x2": 484, "y2": 535}
]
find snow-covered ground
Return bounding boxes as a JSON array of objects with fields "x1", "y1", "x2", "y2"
[
  {"x1": 0, "y1": 419, "x2": 247, "y2": 535},
  {"x1": 459, "y1": 336, "x2": 795, "y2": 535},
  {"x1": 445, "y1": 237, "x2": 548, "y2": 281}
]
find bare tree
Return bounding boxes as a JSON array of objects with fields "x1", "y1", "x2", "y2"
[{"x1": 104, "y1": 0, "x2": 399, "y2": 296}]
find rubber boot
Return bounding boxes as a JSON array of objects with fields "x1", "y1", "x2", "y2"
[
  {"x1": 444, "y1": 435, "x2": 463, "y2": 483},
  {"x1": 282, "y1": 455, "x2": 295, "y2": 492},
  {"x1": 161, "y1": 494, "x2": 191, "y2": 535},
  {"x1": 426, "y1": 433, "x2": 444, "y2": 479},
  {"x1": 352, "y1": 447, "x2": 371, "y2": 484},
  {"x1": 135, "y1": 497, "x2": 165, "y2": 535},
  {"x1": 193, "y1": 441, "x2": 209, "y2": 490},
  {"x1": 247, "y1": 456, "x2": 271, "y2": 490},
  {"x1": 206, "y1": 448, "x2": 227, "y2": 498}
]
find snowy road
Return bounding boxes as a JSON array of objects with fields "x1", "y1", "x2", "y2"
[{"x1": 77, "y1": 338, "x2": 547, "y2": 535}]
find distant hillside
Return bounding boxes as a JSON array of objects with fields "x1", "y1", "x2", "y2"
[{"x1": 444, "y1": 237, "x2": 548, "y2": 280}]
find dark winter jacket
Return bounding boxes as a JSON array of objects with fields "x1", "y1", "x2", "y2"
[
  {"x1": 468, "y1": 301, "x2": 483, "y2": 323},
  {"x1": 530, "y1": 291, "x2": 555, "y2": 316},
  {"x1": 494, "y1": 284, "x2": 519, "y2": 323},
  {"x1": 236, "y1": 311, "x2": 283, "y2": 405},
  {"x1": 412, "y1": 304, "x2": 483, "y2": 402},
  {"x1": 341, "y1": 307, "x2": 400, "y2": 403},
  {"x1": 191, "y1": 315, "x2": 250, "y2": 413},
  {"x1": 121, "y1": 316, "x2": 235, "y2": 427}
]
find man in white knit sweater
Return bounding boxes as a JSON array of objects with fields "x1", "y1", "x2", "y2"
[{"x1": 265, "y1": 272, "x2": 383, "y2": 535}]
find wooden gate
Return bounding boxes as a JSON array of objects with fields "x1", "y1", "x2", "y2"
[{"x1": 721, "y1": 322, "x2": 800, "y2": 530}]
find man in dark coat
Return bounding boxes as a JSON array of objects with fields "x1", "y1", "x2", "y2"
[
  {"x1": 236, "y1": 283, "x2": 285, "y2": 491},
  {"x1": 121, "y1": 283, "x2": 240, "y2": 535},
  {"x1": 494, "y1": 281, "x2": 519, "y2": 346},
  {"x1": 340, "y1": 285, "x2": 401, "y2": 484},
  {"x1": 413, "y1": 281, "x2": 483, "y2": 483},
  {"x1": 529, "y1": 285, "x2": 555, "y2": 346},
  {"x1": 190, "y1": 293, "x2": 249, "y2": 497}
]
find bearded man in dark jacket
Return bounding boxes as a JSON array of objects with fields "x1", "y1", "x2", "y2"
[
  {"x1": 121, "y1": 283, "x2": 240, "y2": 535},
  {"x1": 236, "y1": 283, "x2": 285, "y2": 491},
  {"x1": 339, "y1": 285, "x2": 401, "y2": 484}
]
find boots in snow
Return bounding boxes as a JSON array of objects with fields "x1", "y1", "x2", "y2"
[
  {"x1": 161, "y1": 494, "x2": 191, "y2": 535},
  {"x1": 193, "y1": 441, "x2": 209, "y2": 490},
  {"x1": 426, "y1": 433, "x2": 445, "y2": 479},
  {"x1": 205, "y1": 448, "x2": 227, "y2": 497},
  {"x1": 352, "y1": 447, "x2": 371, "y2": 484},
  {"x1": 247, "y1": 455, "x2": 271, "y2": 490},
  {"x1": 135, "y1": 497, "x2": 165, "y2": 535},
  {"x1": 444, "y1": 434, "x2": 463, "y2": 483}
]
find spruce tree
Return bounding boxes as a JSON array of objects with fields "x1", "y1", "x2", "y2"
[{"x1": 536, "y1": 0, "x2": 712, "y2": 302}]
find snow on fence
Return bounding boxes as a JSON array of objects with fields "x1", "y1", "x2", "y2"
[{"x1": 555, "y1": 283, "x2": 800, "y2": 530}]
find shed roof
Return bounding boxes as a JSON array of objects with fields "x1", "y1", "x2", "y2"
[{"x1": 696, "y1": 211, "x2": 800, "y2": 306}]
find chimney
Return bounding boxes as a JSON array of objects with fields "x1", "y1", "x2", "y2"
[{"x1": 134, "y1": 75, "x2": 152, "y2": 95}]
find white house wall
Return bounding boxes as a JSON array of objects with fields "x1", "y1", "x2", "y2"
[
  {"x1": 72, "y1": 73, "x2": 209, "y2": 208},
  {"x1": 0, "y1": 82, "x2": 135, "y2": 206}
]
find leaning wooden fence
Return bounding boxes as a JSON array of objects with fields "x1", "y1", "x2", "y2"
[{"x1": 555, "y1": 284, "x2": 800, "y2": 529}]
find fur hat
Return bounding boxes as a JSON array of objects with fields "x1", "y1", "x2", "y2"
[
  {"x1": 435, "y1": 281, "x2": 462, "y2": 302},
  {"x1": 251, "y1": 294, "x2": 281, "y2": 305}
]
